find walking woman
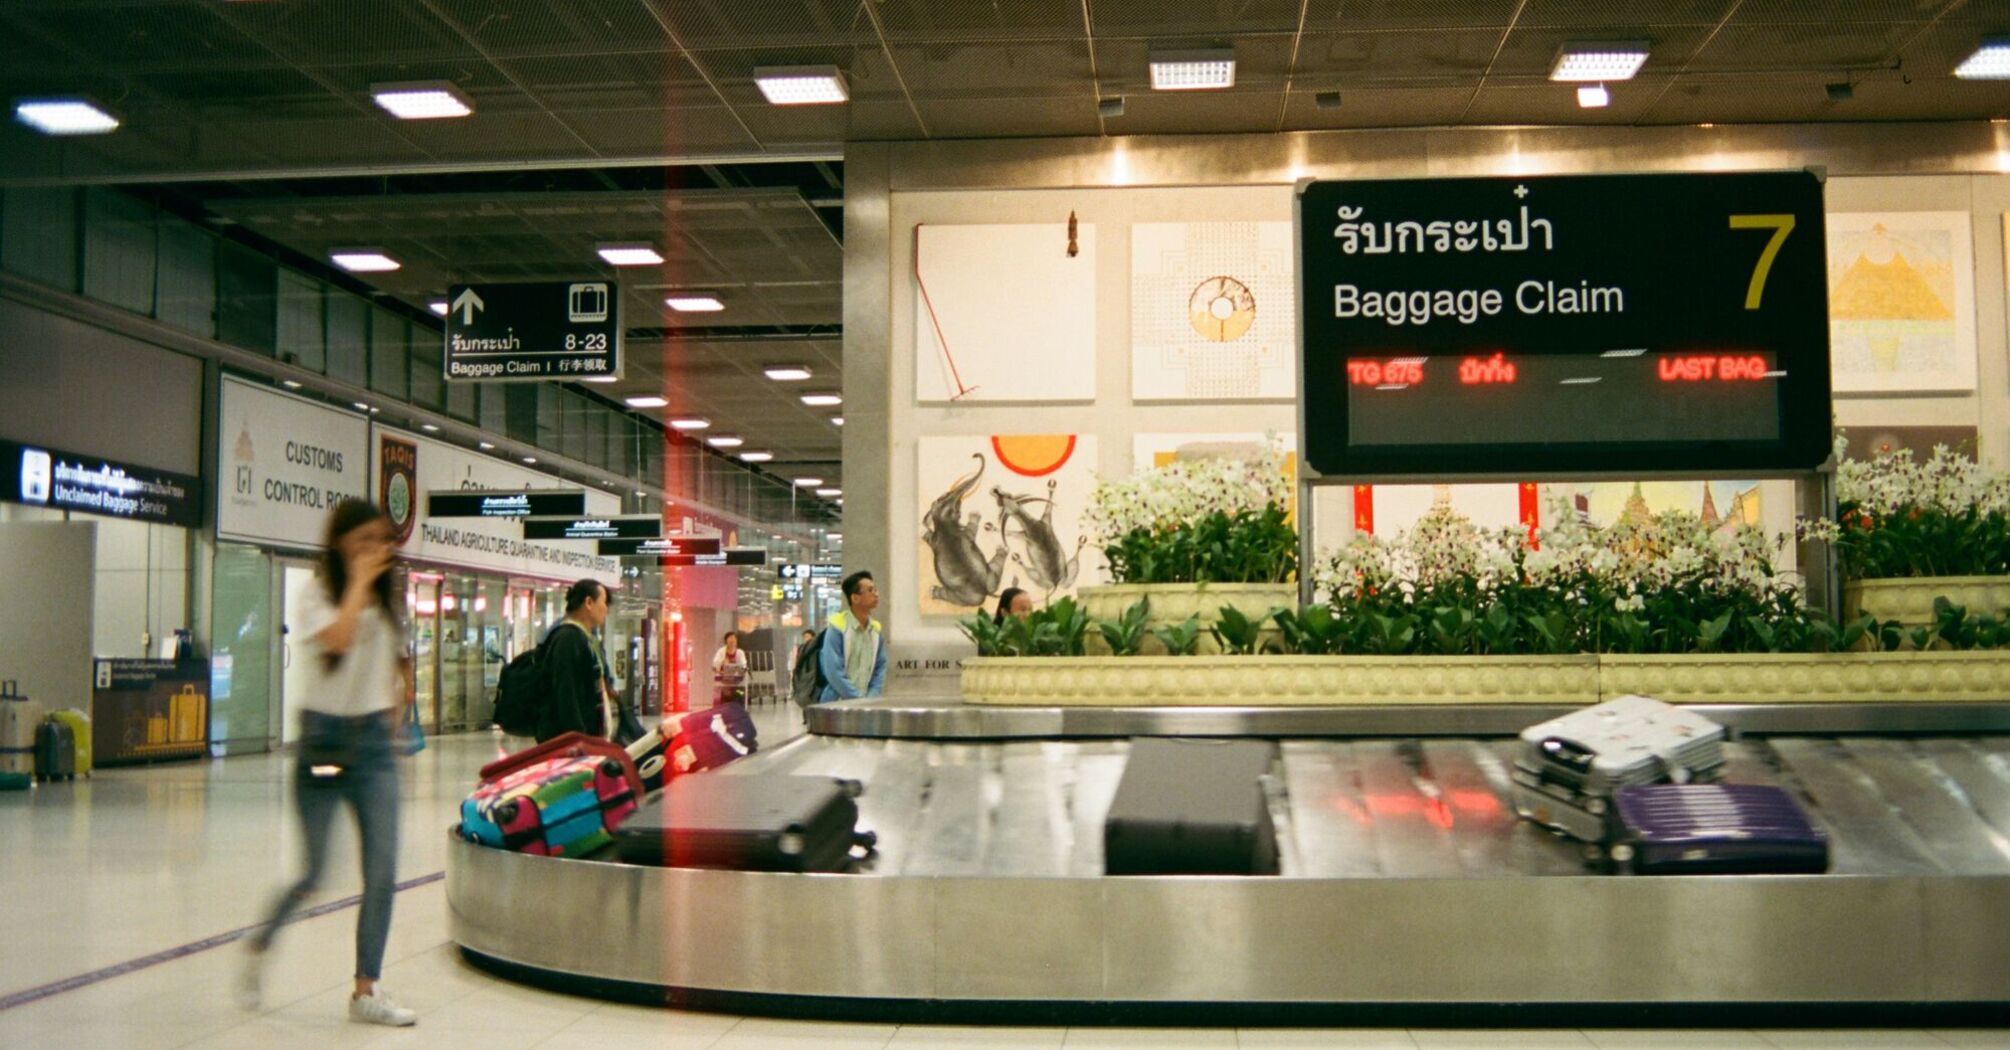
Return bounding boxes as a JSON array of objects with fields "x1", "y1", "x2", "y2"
[{"x1": 239, "y1": 499, "x2": 417, "y2": 1027}]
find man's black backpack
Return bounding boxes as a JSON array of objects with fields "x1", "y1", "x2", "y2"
[
  {"x1": 790, "y1": 629, "x2": 829, "y2": 709},
  {"x1": 492, "y1": 630, "x2": 562, "y2": 736}
]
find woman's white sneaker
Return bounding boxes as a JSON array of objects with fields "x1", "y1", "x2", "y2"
[{"x1": 348, "y1": 988, "x2": 417, "y2": 1026}]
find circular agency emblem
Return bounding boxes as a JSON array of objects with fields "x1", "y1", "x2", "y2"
[
  {"x1": 378, "y1": 435, "x2": 419, "y2": 544},
  {"x1": 1188, "y1": 275, "x2": 1256, "y2": 342}
]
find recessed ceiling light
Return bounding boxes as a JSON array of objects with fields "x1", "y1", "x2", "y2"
[
  {"x1": 428, "y1": 300, "x2": 449, "y2": 316},
  {"x1": 707, "y1": 435, "x2": 746, "y2": 448},
  {"x1": 815, "y1": 487, "x2": 842, "y2": 498},
  {"x1": 625, "y1": 395, "x2": 668, "y2": 408},
  {"x1": 581, "y1": 375, "x2": 618, "y2": 383},
  {"x1": 14, "y1": 98, "x2": 119, "y2": 135},
  {"x1": 793, "y1": 477, "x2": 824, "y2": 488},
  {"x1": 753, "y1": 65, "x2": 849, "y2": 105},
  {"x1": 669, "y1": 418, "x2": 711, "y2": 431},
  {"x1": 371, "y1": 81, "x2": 473, "y2": 120},
  {"x1": 831, "y1": 416, "x2": 844, "y2": 426},
  {"x1": 665, "y1": 293, "x2": 725, "y2": 313},
  {"x1": 280, "y1": 379, "x2": 304, "y2": 390},
  {"x1": 764, "y1": 365, "x2": 812, "y2": 381},
  {"x1": 522, "y1": 456, "x2": 538, "y2": 465},
  {"x1": 800, "y1": 392, "x2": 842, "y2": 407},
  {"x1": 330, "y1": 249, "x2": 400, "y2": 273},
  {"x1": 1577, "y1": 84, "x2": 1611, "y2": 109},
  {"x1": 596, "y1": 243, "x2": 664, "y2": 266},
  {"x1": 1550, "y1": 42, "x2": 1649, "y2": 82},
  {"x1": 420, "y1": 423, "x2": 440, "y2": 432},
  {"x1": 739, "y1": 451, "x2": 774, "y2": 463},
  {"x1": 1150, "y1": 49, "x2": 1236, "y2": 91},
  {"x1": 1956, "y1": 36, "x2": 2010, "y2": 79},
  {"x1": 478, "y1": 441, "x2": 496, "y2": 450}
]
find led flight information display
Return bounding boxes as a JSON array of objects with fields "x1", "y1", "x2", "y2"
[{"x1": 1298, "y1": 171, "x2": 1832, "y2": 477}]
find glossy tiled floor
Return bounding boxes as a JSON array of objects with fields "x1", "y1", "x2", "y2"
[{"x1": 1, "y1": 708, "x2": 2000, "y2": 1050}]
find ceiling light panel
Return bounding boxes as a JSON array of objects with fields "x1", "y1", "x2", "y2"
[
  {"x1": 1955, "y1": 37, "x2": 2010, "y2": 80},
  {"x1": 371, "y1": 81, "x2": 473, "y2": 119},
  {"x1": 753, "y1": 66, "x2": 849, "y2": 105},
  {"x1": 1550, "y1": 42, "x2": 1650, "y2": 82},
  {"x1": 596, "y1": 243, "x2": 663, "y2": 266},
  {"x1": 14, "y1": 98, "x2": 119, "y2": 135},
  {"x1": 330, "y1": 249, "x2": 400, "y2": 273},
  {"x1": 1150, "y1": 49, "x2": 1236, "y2": 91}
]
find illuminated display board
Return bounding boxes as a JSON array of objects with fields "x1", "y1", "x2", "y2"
[{"x1": 1297, "y1": 172, "x2": 1831, "y2": 477}]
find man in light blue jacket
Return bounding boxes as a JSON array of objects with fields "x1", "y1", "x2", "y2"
[{"x1": 817, "y1": 570, "x2": 887, "y2": 702}]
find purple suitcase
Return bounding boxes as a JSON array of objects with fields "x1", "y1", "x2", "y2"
[{"x1": 1607, "y1": 783, "x2": 1829, "y2": 875}]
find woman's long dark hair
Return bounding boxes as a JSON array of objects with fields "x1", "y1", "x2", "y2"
[
  {"x1": 993, "y1": 587, "x2": 1027, "y2": 626},
  {"x1": 320, "y1": 498, "x2": 399, "y2": 622}
]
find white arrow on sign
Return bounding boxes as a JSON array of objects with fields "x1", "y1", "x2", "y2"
[{"x1": 451, "y1": 288, "x2": 486, "y2": 326}]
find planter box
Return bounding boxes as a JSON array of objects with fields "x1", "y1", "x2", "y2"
[
  {"x1": 1845, "y1": 576, "x2": 2010, "y2": 625},
  {"x1": 1599, "y1": 651, "x2": 2010, "y2": 704},
  {"x1": 1078, "y1": 582, "x2": 1297, "y2": 656},
  {"x1": 961, "y1": 651, "x2": 2010, "y2": 707},
  {"x1": 960, "y1": 654, "x2": 1601, "y2": 706}
]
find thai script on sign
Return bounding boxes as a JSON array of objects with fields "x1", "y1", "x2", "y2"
[{"x1": 1334, "y1": 191, "x2": 1555, "y2": 256}]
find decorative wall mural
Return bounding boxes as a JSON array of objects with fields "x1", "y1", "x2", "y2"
[
  {"x1": 913, "y1": 222, "x2": 1097, "y2": 403},
  {"x1": 917, "y1": 435, "x2": 1100, "y2": 617},
  {"x1": 1131, "y1": 222, "x2": 1296, "y2": 400},
  {"x1": 1557, "y1": 481, "x2": 1763, "y2": 537},
  {"x1": 1826, "y1": 212, "x2": 1976, "y2": 394},
  {"x1": 1131, "y1": 431, "x2": 1298, "y2": 517},
  {"x1": 1355, "y1": 484, "x2": 1535, "y2": 538},
  {"x1": 1842, "y1": 426, "x2": 1980, "y2": 462}
]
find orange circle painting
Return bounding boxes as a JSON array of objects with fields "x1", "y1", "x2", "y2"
[{"x1": 990, "y1": 435, "x2": 1077, "y2": 478}]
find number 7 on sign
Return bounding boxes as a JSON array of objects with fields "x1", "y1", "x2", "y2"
[{"x1": 1728, "y1": 214, "x2": 1796, "y2": 310}]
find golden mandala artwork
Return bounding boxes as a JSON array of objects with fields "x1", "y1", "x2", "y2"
[{"x1": 1187, "y1": 275, "x2": 1256, "y2": 342}]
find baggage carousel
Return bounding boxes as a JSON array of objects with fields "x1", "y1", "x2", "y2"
[{"x1": 448, "y1": 713, "x2": 2010, "y2": 1023}]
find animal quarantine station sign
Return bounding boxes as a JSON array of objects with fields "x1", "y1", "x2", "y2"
[
  {"x1": 1296, "y1": 171, "x2": 1832, "y2": 478},
  {"x1": 443, "y1": 282, "x2": 621, "y2": 381}
]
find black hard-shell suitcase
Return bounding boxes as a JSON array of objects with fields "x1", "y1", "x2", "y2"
[
  {"x1": 613, "y1": 775, "x2": 876, "y2": 872},
  {"x1": 1606, "y1": 783, "x2": 1830, "y2": 875},
  {"x1": 34, "y1": 718, "x2": 75, "y2": 782},
  {"x1": 1104, "y1": 738, "x2": 1279, "y2": 876}
]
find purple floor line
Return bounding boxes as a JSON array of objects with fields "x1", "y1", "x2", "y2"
[{"x1": 0, "y1": 870, "x2": 447, "y2": 1013}]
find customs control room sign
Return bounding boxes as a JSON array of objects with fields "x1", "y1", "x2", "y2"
[
  {"x1": 1296, "y1": 171, "x2": 1831, "y2": 478},
  {"x1": 445, "y1": 281, "x2": 620, "y2": 381}
]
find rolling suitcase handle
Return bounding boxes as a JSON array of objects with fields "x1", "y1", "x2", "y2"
[{"x1": 480, "y1": 731, "x2": 644, "y2": 800}]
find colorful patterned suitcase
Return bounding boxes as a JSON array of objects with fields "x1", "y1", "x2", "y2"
[
  {"x1": 1607, "y1": 783, "x2": 1830, "y2": 874},
  {"x1": 462, "y1": 732, "x2": 643, "y2": 856}
]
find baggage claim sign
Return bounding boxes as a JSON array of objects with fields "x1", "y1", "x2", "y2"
[{"x1": 1296, "y1": 172, "x2": 1831, "y2": 477}]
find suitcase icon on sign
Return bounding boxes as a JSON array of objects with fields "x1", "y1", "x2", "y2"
[
  {"x1": 171, "y1": 685, "x2": 204, "y2": 744},
  {"x1": 568, "y1": 283, "x2": 609, "y2": 323}
]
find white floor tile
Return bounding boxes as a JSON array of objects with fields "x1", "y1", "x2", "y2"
[
  {"x1": 1409, "y1": 1031, "x2": 1596, "y2": 1050},
  {"x1": 1583, "y1": 1032, "x2": 1774, "y2": 1050},
  {"x1": 1063, "y1": 1028, "x2": 1239, "y2": 1049},
  {"x1": 889, "y1": 1024, "x2": 1068, "y2": 1049},
  {"x1": 1758, "y1": 1033, "x2": 1956, "y2": 1050},
  {"x1": 1926, "y1": 1032, "x2": 2010, "y2": 1049},
  {"x1": 710, "y1": 1017, "x2": 898, "y2": 1049},
  {"x1": 1237, "y1": 1029, "x2": 1419, "y2": 1049}
]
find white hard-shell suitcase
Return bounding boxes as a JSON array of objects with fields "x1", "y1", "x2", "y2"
[{"x1": 1515, "y1": 694, "x2": 1725, "y2": 795}]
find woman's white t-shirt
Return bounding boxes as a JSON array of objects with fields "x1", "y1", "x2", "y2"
[{"x1": 293, "y1": 581, "x2": 403, "y2": 717}]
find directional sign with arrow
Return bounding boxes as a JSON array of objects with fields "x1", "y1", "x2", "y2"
[{"x1": 444, "y1": 282, "x2": 620, "y2": 382}]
